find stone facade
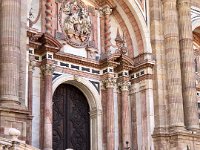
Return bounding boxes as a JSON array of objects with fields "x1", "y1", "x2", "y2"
[{"x1": 0, "y1": 0, "x2": 200, "y2": 150}]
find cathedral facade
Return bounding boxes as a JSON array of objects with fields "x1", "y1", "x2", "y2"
[{"x1": 0, "y1": 0, "x2": 200, "y2": 150}]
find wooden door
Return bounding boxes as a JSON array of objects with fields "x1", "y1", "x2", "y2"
[{"x1": 53, "y1": 84, "x2": 90, "y2": 150}]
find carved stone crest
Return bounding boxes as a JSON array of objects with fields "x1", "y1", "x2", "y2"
[{"x1": 60, "y1": 0, "x2": 92, "y2": 48}]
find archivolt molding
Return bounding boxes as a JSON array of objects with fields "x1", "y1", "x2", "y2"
[
  {"x1": 192, "y1": 6, "x2": 200, "y2": 30},
  {"x1": 52, "y1": 74, "x2": 102, "y2": 111},
  {"x1": 52, "y1": 74, "x2": 103, "y2": 150},
  {"x1": 116, "y1": 0, "x2": 152, "y2": 55}
]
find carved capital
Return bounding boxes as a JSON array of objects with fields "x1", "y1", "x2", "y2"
[
  {"x1": 103, "y1": 78, "x2": 116, "y2": 88},
  {"x1": 28, "y1": 61, "x2": 36, "y2": 72},
  {"x1": 129, "y1": 84, "x2": 137, "y2": 94},
  {"x1": 101, "y1": 5, "x2": 112, "y2": 15},
  {"x1": 41, "y1": 64, "x2": 55, "y2": 76},
  {"x1": 118, "y1": 81, "x2": 131, "y2": 91}
]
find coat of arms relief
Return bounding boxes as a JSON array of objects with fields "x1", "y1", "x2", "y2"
[{"x1": 60, "y1": 0, "x2": 92, "y2": 48}]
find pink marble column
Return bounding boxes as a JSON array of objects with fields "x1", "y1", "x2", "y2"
[
  {"x1": 178, "y1": 0, "x2": 199, "y2": 130},
  {"x1": 0, "y1": 0, "x2": 21, "y2": 105},
  {"x1": 99, "y1": 10, "x2": 105, "y2": 54},
  {"x1": 45, "y1": 0, "x2": 54, "y2": 35},
  {"x1": 41, "y1": 64, "x2": 54, "y2": 150},
  {"x1": 105, "y1": 78, "x2": 115, "y2": 150},
  {"x1": 120, "y1": 82, "x2": 131, "y2": 149},
  {"x1": 102, "y1": 5, "x2": 112, "y2": 54},
  {"x1": 101, "y1": 84, "x2": 107, "y2": 148},
  {"x1": 117, "y1": 88, "x2": 122, "y2": 149}
]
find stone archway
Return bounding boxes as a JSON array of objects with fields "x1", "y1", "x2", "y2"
[{"x1": 52, "y1": 75, "x2": 103, "y2": 150}]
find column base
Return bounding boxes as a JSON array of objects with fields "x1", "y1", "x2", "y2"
[
  {"x1": 153, "y1": 127, "x2": 200, "y2": 150},
  {"x1": 0, "y1": 106, "x2": 32, "y2": 144}
]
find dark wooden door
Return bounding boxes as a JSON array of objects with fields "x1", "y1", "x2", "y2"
[{"x1": 53, "y1": 84, "x2": 90, "y2": 150}]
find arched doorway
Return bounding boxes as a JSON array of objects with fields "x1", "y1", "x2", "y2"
[{"x1": 53, "y1": 84, "x2": 90, "y2": 150}]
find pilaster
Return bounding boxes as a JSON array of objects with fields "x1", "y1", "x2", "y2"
[{"x1": 129, "y1": 84, "x2": 138, "y2": 150}]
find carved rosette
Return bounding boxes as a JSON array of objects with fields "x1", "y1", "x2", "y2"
[
  {"x1": 41, "y1": 64, "x2": 55, "y2": 76},
  {"x1": 59, "y1": 0, "x2": 92, "y2": 48}
]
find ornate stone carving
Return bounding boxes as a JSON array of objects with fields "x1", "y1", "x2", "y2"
[
  {"x1": 102, "y1": 78, "x2": 116, "y2": 88},
  {"x1": 118, "y1": 81, "x2": 131, "y2": 91},
  {"x1": 60, "y1": 0, "x2": 92, "y2": 48},
  {"x1": 28, "y1": 61, "x2": 36, "y2": 72},
  {"x1": 41, "y1": 64, "x2": 55, "y2": 76},
  {"x1": 101, "y1": 5, "x2": 112, "y2": 15}
]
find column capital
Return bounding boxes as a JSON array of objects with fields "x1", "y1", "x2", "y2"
[
  {"x1": 118, "y1": 81, "x2": 131, "y2": 91},
  {"x1": 177, "y1": 0, "x2": 191, "y2": 6},
  {"x1": 28, "y1": 61, "x2": 36, "y2": 72},
  {"x1": 41, "y1": 64, "x2": 55, "y2": 76},
  {"x1": 100, "y1": 5, "x2": 112, "y2": 15},
  {"x1": 103, "y1": 78, "x2": 116, "y2": 88}
]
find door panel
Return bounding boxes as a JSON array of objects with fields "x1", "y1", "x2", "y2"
[{"x1": 53, "y1": 84, "x2": 90, "y2": 150}]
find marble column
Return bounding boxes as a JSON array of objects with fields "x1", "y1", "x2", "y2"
[
  {"x1": 100, "y1": 10, "x2": 105, "y2": 54},
  {"x1": 41, "y1": 64, "x2": 54, "y2": 150},
  {"x1": 105, "y1": 78, "x2": 115, "y2": 150},
  {"x1": 178, "y1": 0, "x2": 199, "y2": 129},
  {"x1": 120, "y1": 82, "x2": 131, "y2": 149},
  {"x1": 102, "y1": 5, "x2": 112, "y2": 54},
  {"x1": 162, "y1": 0, "x2": 185, "y2": 127},
  {"x1": 45, "y1": 0, "x2": 54, "y2": 35},
  {"x1": 117, "y1": 88, "x2": 122, "y2": 150},
  {"x1": 0, "y1": 0, "x2": 21, "y2": 105},
  {"x1": 101, "y1": 84, "x2": 107, "y2": 148}
]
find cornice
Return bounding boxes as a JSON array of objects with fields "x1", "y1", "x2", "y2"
[{"x1": 28, "y1": 30, "x2": 154, "y2": 77}]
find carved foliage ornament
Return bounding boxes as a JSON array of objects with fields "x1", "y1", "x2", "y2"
[{"x1": 60, "y1": 0, "x2": 92, "y2": 48}]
